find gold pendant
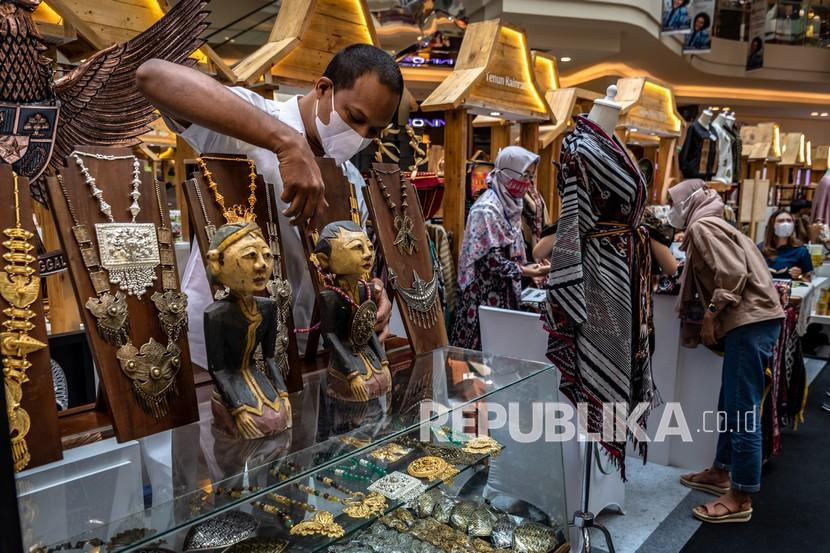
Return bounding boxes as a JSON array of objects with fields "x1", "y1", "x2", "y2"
[
  {"x1": 342, "y1": 492, "x2": 387, "y2": 519},
  {"x1": 85, "y1": 291, "x2": 130, "y2": 346},
  {"x1": 407, "y1": 455, "x2": 460, "y2": 484},
  {"x1": 95, "y1": 223, "x2": 160, "y2": 298},
  {"x1": 462, "y1": 435, "x2": 503, "y2": 457},
  {"x1": 393, "y1": 213, "x2": 418, "y2": 255},
  {"x1": 351, "y1": 300, "x2": 377, "y2": 351},
  {"x1": 117, "y1": 339, "x2": 181, "y2": 419},
  {"x1": 151, "y1": 290, "x2": 188, "y2": 343},
  {"x1": 289, "y1": 511, "x2": 344, "y2": 538}
]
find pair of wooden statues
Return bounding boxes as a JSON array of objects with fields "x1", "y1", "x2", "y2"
[{"x1": 204, "y1": 221, "x2": 391, "y2": 439}]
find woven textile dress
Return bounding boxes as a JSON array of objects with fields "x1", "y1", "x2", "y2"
[{"x1": 544, "y1": 116, "x2": 659, "y2": 474}]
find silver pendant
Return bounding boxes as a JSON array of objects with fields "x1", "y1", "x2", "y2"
[
  {"x1": 183, "y1": 510, "x2": 259, "y2": 552},
  {"x1": 266, "y1": 276, "x2": 292, "y2": 378},
  {"x1": 95, "y1": 223, "x2": 160, "y2": 298},
  {"x1": 389, "y1": 265, "x2": 440, "y2": 328}
]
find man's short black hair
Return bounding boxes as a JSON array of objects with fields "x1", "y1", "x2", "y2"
[
  {"x1": 790, "y1": 198, "x2": 812, "y2": 214},
  {"x1": 323, "y1": 44, "x2": 404, "y2": 98}
]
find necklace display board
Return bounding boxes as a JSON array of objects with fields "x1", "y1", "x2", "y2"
[
  {"x1": 47, "y1": 146, "x2": 198, "y2": 442},
  {"x1": 182, "y1": 154, "x2": 302, "y2": 391},
  {"x1": 298, "y1": 158, "x2": 362, "y2": 358},
  {"x1": 0, "y1": 166, "x2": 63, "y2": 471},
  {"x1": 365, "y1": 163, "x2": 448, "y2": 353}
]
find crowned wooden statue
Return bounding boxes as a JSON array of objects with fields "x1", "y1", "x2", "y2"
[
  {"x1": 204, "y1": 221, "x2": 291, "y2": 439},
  {"x1": 314, "y1": 221, "x2": 391, "y2": 403}
]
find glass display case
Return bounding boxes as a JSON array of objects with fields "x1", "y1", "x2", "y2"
[{"x1": 16, "y1": 348, "x2": 568, "y2": 553}]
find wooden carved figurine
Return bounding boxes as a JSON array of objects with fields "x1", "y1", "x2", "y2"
[
  {"x1": 314, "y1": 221, "x2": 391, "y2": 403},
  {"x1": 204, "y1": 222, "x2": 291, "y2": 439}
]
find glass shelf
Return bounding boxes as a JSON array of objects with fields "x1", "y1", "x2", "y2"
[{"x1": 19, "y1": 347, "x2": 559, "y2": 552}]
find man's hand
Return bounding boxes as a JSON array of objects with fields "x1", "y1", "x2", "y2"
[
  {"x1": 371, "y1": 278, "x2": 391, "y2": 342},
  {"x1": 522, "y1": 263, "x2": 551, "y2": 279},
  {"x1": 701, "y1": 311, "x2": 718, "y2": 346},
  {"x1": 276, "y1": 130, "x2": 327, "y2": 225},
  {"x1": 789, "y1": 266, "x2": 803, "y2": 280},
  {"x1": 348, "y1": 374, "x2": 370, "y2": 402},
  {"x1": 234, "y1": 411, "x2": 264, "y2": 440}
]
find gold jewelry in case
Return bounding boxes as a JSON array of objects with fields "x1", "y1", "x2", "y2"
[
  {"x1": 462, "y1": 436, "x2": 503, "y2": 457},
  {"x1": 289, "y1": 510, "x2": 345, "y2": 538},
  {"x1": 1, "y1": 173, "x2": 46, "y2": 471},
  {"x1": 223, "y1": 537, "x2": 289, "y2": 553},
  {"x1": 407, "y1": 456, "x2": 460, "y2": 483},
  {"x1": 369, "y1": 442, "x2": 411, "y2": 463},
  {"x1": 342, "y1": 491, "x2": 388, "y2": 519}
]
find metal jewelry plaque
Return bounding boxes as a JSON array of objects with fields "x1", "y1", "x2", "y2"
[{"x1": 94, "y1": 222, "x2": 160, "y2": 297}]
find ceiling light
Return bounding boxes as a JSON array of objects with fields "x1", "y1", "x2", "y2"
[
  {"x1": 711, "y1": 107, "x2": 720, "y2": 111},
  {"x1": 630, "y1": 128, "x2": 638, "y2": 132},
  {"x1": 560, "y1": 56, "x2": 572, "y2": 63},
  {"x1": 822, "y1": 112, "x2": 829, "y2": 117},
  {"x1": 722, "y1": 107, "x2": 731, "y2": 111},
  {"x1": 490, "y1": 111, "x2": 502, "y2": 117},
  {"x1": 811, "y1": 112, "x2": 820, "y2": 116}
]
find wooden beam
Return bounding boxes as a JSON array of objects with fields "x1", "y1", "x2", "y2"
[
  {"x1": 45, "y1": 0, "x2": 109, "y2": 49},
  {"x1": 538, "y1": 143, "x2": 555, "y2": 219},
  {"x1": 175, "y1": 136, "x2": 196, "y2": 241},
  {"x1": 520, "y1": 122, "x2": 540, "y2": 153},
  {"x1": 490, "y1": 125, "x2": 511, "y2": 161},
  {"x1": 443, "y1": 109, "x2": 469, "y2": 261},
  {"x1": 654, "y1": 136, "x2": 676, "y2": 204}
]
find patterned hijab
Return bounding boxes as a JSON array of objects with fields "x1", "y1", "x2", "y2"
[{"x1": 458, "y1": 146, "x2": 540, "y2": 290}]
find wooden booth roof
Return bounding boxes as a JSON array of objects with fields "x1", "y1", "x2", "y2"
[
  {"x1": 779, "y1": 132, "x2": 807, "y2": 167},
  {"x1": 233, "y1": 0, "x2": 377, "y2": 87},
  {"x1": 741, "y1": 122, "x2": 781, "y2": 161},
  {"x1": 812, "y1": 145, "x2": 829, "y2": 172},
  {"x1": 539, "y1": 87, "x2": 601, "y2": 148},
  {"x1": 420, "y1": 19, "x2": 552, "y2": 122},
  {"x1": 613, "y1": 77, "x2": 683, "y2": 138}
]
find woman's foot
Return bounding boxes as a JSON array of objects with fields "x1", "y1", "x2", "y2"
[
  {"x1": 693, "y1": 490, "x2": 752, "y2": 524},
  {"x1": 680, "y1": 467, "x2": 730, "y2": 496}
]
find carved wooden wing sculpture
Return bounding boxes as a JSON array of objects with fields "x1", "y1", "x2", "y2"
[{"x1": 0, "y1": 0, "x2": 209, "y2": 204}]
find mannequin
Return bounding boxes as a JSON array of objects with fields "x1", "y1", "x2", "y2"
[
  {"x1": 204, "y1": 222, "x2": 291, "y2": 440},
  {"x1": 587, "y1": 85, "x2": 621, "y2": 136},
  {"x1": 724, "y1": 111, "x2": 741, "y2": 182},
  {"x1": 679, "y1": 108, "x2": 719, "y2": 180},
  {"x1": 697, "y1": 108, "x2": 714, "y2": 129},
  {"x1": 725, "y1": 111, "x2": 737, "y2": 129},
  {"x1": 712, "y1": 113, "x2": 733, "y2": 184}
]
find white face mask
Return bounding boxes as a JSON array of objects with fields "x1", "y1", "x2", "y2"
[
  {"x1": 315, "y1": 89, "x2": 373, "y2": 166},
  {"x1": 774, "y1": 221, "x2": 794, "y2": 238}
]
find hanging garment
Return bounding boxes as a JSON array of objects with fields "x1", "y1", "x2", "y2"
[
  {"x1": 725, "y1": 125, "x2": 742, "y2": 183},
  {"x1": 544, "y1": 116, "x2": 658, "y2": 475},
  {"x1": 679, "y1": 121, "x2": 719, "y2": 180},
  {"x1": 712, "y1": 121, "x2": 734, "y2": 184},
  {"x1": 811, "y1": 171, "x2": 830, "y2": 224},
  {"x1": 427, "y1": 223, "x2": 457, "y2": 324}
]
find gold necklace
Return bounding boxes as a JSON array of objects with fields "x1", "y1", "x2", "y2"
[
  {"x1": 197, "y1": 156, "x2": 258, "y2": 224},
  {"x1": 1, "y1": 173, "x2": 47, "y2": 471}
]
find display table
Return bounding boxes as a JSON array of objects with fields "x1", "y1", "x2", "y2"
[{"x1": 15, "y1": 348, "x2": 569, "y2": 553}]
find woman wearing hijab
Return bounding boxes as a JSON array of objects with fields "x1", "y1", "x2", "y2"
[
  {"x1": 669, "y1": 179, "x2": 784, "y2": 524},
  {"x1": 451, "y1": 146, "x2": 549, "y2": 350}
]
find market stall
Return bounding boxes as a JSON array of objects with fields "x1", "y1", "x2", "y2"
[
  {"x1": 420, "y1": 19, "x2": 553, "y2": 258},
  {"x1": 740, "y1": 122, "x2": 781, "y2": 239},
  {"x1": 776, "y1": 132, "x2": 808, "y2": 207}
]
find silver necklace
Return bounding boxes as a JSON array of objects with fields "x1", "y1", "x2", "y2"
[
  {"x1": 263, "y1": 174, "x2": 292, "y2": 378},
  {"x1": 71, "y1": 151, "x2": 159, "y2": 298},
  {"x1": 388, "y1": 263, "x2": 440, "y2": 329}
]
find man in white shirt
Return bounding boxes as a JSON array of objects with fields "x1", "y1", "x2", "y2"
[{"x1": 136, "y1": 45, "x2": 402, "y2": 365}]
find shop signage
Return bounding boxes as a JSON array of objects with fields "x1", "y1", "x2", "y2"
[
  {"x1": 681, "y1": 0, "x2": 714, "y2": 54},
  {"x1": 485, "y1": 72, "x2": 526, "y2": 91},
  {"x1": 399, "y1": 55, "x2": 455, "y2": 67},
  {"x1": 38, "y1": 250, "x2": 68, "y2": 276},
  {"x1": 746, "y1": 0, "x2": 766, "y2": 71},
  {"x1": 408, "y1": 117, "x2": 446, "y2": 128}
]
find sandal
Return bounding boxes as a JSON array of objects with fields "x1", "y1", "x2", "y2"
[
  {"x1": 680, "y1": 470, "x2": 730, "y2": 496},
  {"x1": 693, "y1": 500, "x2": 752, "y2": 524}
]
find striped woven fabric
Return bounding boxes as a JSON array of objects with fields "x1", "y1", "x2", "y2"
[{"x1": 544, "y1": 116, "x2": 659, "y2": 475}]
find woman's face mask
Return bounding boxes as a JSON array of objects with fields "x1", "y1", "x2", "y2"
[
  {"x1": 315, "y1": 89, "x2": 373, "y2": 166},
  {"x1": 505, "y1": 178, "x2": 532, "y2": 198},
  {"x1": 668, "y1": 188, "x2": 703, "y2": 229},
  {"x1": 774, "y1": 221, "x2": 794, "y2": 238}
]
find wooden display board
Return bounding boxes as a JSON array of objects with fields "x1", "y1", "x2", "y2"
[
  {"x1": 421, "y1": 19, "x2": 552, "y2": 258},
  {"x1": 47, "y1": 146, "x2": 198, "y2": 442},
  {"x1": 0, "y1": 166, "x2": 63, "y2": 470},
  {"x1": 182, "y1": 154, "x2": 303, "y2": 391},
  {"x1": 779, "y1": 132, "x2": 806, "y2": 168},
  {"x1": 365, "y1": 163, "x2": 448, "y2": 354},
  {"x1": 812, "y1": 144, "x2": 829, "y2": 172},
  {"x1": 613, "y1": 77, "x2": 683, "y2": 204}
]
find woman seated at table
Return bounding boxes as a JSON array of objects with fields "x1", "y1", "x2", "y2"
[{"x1": 759, "y1": 209, "x2": 813, "y2": 281}]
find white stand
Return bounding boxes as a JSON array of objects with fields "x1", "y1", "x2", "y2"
[{"x1": 479, "y1": 305, "x2": 623, "y2": 552}]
